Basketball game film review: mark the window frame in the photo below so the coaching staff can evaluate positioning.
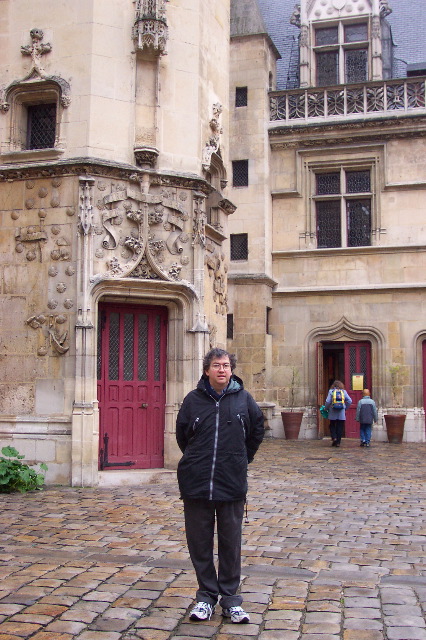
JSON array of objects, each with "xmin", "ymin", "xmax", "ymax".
[
  {"xmin": 2, "ymin": 80, "xmax": 66, "ymax": 160},
  {"xmin": 313, "ymin": 166, "xmax": 373, "ymax": 249},
  {"xmin": 313, "ymin": 19, "xmax": 370, "ymax": 87}
]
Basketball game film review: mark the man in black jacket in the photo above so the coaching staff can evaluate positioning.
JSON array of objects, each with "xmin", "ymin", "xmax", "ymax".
[{"xmin": 176, "ymin": 348, "xmax": 264, "ymax": 624}]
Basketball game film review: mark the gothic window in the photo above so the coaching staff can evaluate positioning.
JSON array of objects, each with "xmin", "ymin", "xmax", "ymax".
[
  {"xmin": 232, "ymin": 160, "xmax": 249, "ymax": 187},
  {"xmin": 4, "ymin": 82, "xmax": 65, "ymax": 156},
  {"xmin": 315, "ymin": 169, "xmax": 372, "ymax": 248},
  {"xmin": 230, "ymin": 233, "xmax": 248, "ymax": 260},
  {"xmin": 314, "ymin": 21, "xmax": 369, "ymax": 86},
  {"xmin": 235, "ymin": 86, "xmax": 248, "ymax": 107}
]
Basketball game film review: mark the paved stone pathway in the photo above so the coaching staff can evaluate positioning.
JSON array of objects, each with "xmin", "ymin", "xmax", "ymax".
[{"xmin": 1, "ymin": 438, "xmax": 426, "ymax": 639}]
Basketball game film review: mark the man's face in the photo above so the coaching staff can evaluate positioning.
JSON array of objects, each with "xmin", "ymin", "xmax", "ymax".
[{"xmin": 205, "ymin": 356, "xmax": 232, "ymax": 392}]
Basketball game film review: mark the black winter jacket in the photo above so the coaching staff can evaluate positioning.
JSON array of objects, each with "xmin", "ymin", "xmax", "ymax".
[{"xmin": 176, "ymin": 374, "xmax": 265, "ymax": 501}]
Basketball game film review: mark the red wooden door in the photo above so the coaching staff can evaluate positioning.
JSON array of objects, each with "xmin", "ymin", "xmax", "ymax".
[
  {"xmin": 344, "ymin": 342, "xmax": 371, "ymax": 438},
  {"xmin": 423, "ymin": 341, "xmax": 426, "ymax": 438},
  {"xmin": 97, "ymin": 303, "xmax": 167, "ymax": 470}
]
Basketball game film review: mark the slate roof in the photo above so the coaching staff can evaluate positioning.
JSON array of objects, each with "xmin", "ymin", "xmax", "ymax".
[{"xmin": 245, "ymin": 0, "xmax": 426, "ymax": 89}]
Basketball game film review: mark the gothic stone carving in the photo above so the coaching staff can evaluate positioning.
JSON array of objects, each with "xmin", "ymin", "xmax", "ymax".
[
  {"xmin": 205, "ymin": 242, "xmax": 228, "ymax": 316},
  {"xmin": 133, "ymin": 0, "xmax": 169, "ymax": 56},
  {"xmin": 26, "ymin": 312, "xmax": 70, "ymax": 356},
  {"xmin": 202, "ymin": 103, "xmax": 223, "ymax": 172},
  {"xmin": 21, "ymin": 28, "xmax": 52, "ymax": 78},
  {"xmin": 88, "ymin": 181, "xmax": 193, "ymax": 284}
]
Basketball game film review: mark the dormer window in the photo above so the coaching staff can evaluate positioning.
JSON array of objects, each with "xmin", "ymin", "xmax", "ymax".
[{"xmin": 314, "ymin": 22, "xmax": 369, "ymax": 86}]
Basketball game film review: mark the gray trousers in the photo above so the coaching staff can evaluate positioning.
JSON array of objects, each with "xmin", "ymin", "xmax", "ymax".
[{"xmin": 183, "ymin": 498, "xmax": 245, "ymax": 608}]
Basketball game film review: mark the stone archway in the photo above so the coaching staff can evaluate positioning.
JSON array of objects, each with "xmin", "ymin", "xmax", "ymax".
[{"xmin": 304, "ymin": 317, "xmax": 386, "ymax": 437}]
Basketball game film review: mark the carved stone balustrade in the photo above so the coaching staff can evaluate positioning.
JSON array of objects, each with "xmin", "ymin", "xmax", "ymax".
[
  {"xmin": 133, "ymin": 0, "xmax": 168, "ymax": 56},
  {"xmin": 269, "ymin": 77, "xmax": 426, "ymax": 125}
]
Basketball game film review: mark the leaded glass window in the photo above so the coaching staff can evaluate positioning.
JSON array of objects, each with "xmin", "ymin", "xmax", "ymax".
[
  {"xmin": 314, "ymin": 21, "xmax": 369, "ymax": 86},
  {"xmin": 316, "ymin": 51, "xmax": 339, "ymax": 87},
  {"xmin": 346, "ymin": 170, "xmax": 370, "ymax": 194},
  {"xmin": 235, "ymin": 86, "xmax": 248, "ymax": 107},
  {"xmin": 108, "ymin": 313, "xmax": 120, "ymax": 380},
  {"xmin": 345, "ymin": 49, "xmax": 368, "ymax": 84},
  {"xmin": 123, "ymin": 314, "xmax": 134, "ymax": 381},
  {"xmin": 316, "ymin": 200, "xmax": 341, "ymax": 248},
  {"xmin": 230, "ymin": 233, "xmax": 248, "ymax": 260},
  {"xmin": 316, "ymin": 173, "xmax": 340, "ymax": 195},
  {"xmin": 154, "ymin": 315, "xmax": 161, "ymax": 381},
  {"xmin": 347, "ymin": 199, "xmax": 371, "ymax": 247},
  {"xmin": 27, "ymin": 103, "xmax": 56, "ymax": 149},
  {"xmin": 232, "ymin": 160, "xmax": 249, "ymax": 187},
  {"xmin": 344, "ymin": 24, "xmax": 368, "ymax": 43},
  {"xmin": 315, "ymin": 27, "xmax": 338, "ymax": 46},
  {"xmin": 138, "ymin": 314, "xmax": 148, "ymax": 380},
  {"xmin": 314, "ymin": 167, "xmax": 372, "ymax": 249}
]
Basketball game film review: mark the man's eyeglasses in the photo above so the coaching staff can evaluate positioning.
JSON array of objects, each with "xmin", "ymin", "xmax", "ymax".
[{"xmin": 210, "ymin": 363, "xmax": 231, "ymax": 370}]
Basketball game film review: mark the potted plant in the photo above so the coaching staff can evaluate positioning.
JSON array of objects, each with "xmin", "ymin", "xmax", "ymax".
[
  {"xmin": 281, "ymin": 365, "xmax": 303, "ymax": 440},
  {"xmin": 383, "ymin": 363, "xmax": 406, "ymax": 444}
]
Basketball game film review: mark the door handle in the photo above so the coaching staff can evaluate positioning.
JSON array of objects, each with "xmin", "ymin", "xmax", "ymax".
[{"xmin": 141, "ymin": 403, "xmax": 148, "ymax": 408}]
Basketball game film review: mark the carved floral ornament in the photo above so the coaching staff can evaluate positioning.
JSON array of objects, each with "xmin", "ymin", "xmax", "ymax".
[
  {"xmin": 80, "ymin": 180, "xmax": 205, "ymax": 286},
  {"xmin": 202, "ymin": 103, "xmax": 223, "ymax": 172},
  {"xmin": 1, "ymin": 28, "xmax": 71, "ymax": 113},
  {"xmin": 290, "ymin": 0, "xmax": 391, "ymax": 25}
]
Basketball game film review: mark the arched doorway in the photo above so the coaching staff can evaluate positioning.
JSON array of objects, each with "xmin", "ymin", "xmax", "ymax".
[{"xmin": 320, "ymin": 341, "xmax": 372, "ymax": 439}]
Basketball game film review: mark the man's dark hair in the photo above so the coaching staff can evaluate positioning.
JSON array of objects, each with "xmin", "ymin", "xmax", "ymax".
[{"xmin": 203, "ymin": 348, "xmax": 237, "ymax": 372}]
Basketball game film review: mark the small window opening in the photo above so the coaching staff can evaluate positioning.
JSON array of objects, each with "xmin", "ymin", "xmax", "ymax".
[
  {"xmin": 235, "ymin": 86, "xmax": 248, "ymax": 107},
  {"xmin": 230, "ymin": 233, "xmax": 248, "ymax": 261},
  {"xmin": 232, "ymin": 160, "xmax": 249, "ymax": 187},
  {"xmin": 227, "ymin": 314, "xmax": 234, "ymax": 340},
  {"xmin": 27, "ymin": 103, "xmax": 56, "ymax": 150}
]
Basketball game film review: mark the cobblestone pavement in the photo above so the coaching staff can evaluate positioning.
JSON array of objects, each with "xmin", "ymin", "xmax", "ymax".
[{"xmin": 1, "ymin": 438, "xmax": 426, "ymax": 640}]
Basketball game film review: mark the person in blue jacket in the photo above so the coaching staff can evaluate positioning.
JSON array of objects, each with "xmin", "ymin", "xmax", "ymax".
[
  {"xmin": 324, "ymin": 380, "xmax": 352, "ymax": 447},
  {"xmin": 356, "ymin": 388, "xmax": 378, "ymax": 447}
]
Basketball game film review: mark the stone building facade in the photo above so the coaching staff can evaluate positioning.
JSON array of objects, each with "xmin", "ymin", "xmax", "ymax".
[
  {"xmin": 1, "ymin": 0, "xmax": 426, "ymax": 486},
  {"xmin": 0, "ymin": 0, "xmax": 234, "ymax": 485},
  {"xmin": 228, "ymin": 0, "xmax": 426, "ymax": 442}
]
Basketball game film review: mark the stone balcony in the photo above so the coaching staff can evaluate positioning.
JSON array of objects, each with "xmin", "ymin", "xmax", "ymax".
[{"xmin": 269, "ymin": 77, "xmax": 426, "ymax": 126}]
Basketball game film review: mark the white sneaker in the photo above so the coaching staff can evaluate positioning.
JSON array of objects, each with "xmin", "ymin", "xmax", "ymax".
[
  {"xmin": 189, "ymin": 601, "xmax": 214, "ymax": 621},
  {"xmin": 222, "ymin": 605, "xmax": 250, "ymax": 623}
]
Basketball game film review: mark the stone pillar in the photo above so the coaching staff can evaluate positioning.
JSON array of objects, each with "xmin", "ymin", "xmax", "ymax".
[{"xmin": 71, "ymin": 177, "xmax": 98, "ymax": 486}]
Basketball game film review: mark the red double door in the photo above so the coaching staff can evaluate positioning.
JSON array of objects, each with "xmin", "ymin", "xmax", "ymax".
[
  {"xmin": 97, "ymin": 303, "xmax": 167, "ymax": 470},
  {"xmin": 320, "ymin": 341, "xmax": 372, "ymax": 439},
  {"xmin": 343, "ymin": 342, "xmax": 371, "ymax": 438}
]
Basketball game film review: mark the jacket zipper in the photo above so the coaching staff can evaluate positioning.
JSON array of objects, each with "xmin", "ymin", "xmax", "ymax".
[
  {"xmin": 237, "ymin": 413, "xmax": 246, "ymax": 438},
  {"xmin": 209, "ymin": 399, "xmax": 221, "ymax": 500}
]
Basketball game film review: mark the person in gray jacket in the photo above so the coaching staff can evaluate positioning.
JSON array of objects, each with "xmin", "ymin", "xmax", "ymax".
[{"xmin": 356, "ymin": 388, "xmax": 378, "ymax": 447}]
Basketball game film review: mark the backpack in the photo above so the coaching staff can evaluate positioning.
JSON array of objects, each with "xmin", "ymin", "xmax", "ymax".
[{"xmin": 331, "ymin": 388, "xmax": 345, "ymax": 410}]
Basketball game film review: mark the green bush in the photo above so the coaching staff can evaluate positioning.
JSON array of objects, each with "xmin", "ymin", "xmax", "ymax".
[{"xmin": 0, "ymin": 446, "xmax": 48, "ymax": 493}]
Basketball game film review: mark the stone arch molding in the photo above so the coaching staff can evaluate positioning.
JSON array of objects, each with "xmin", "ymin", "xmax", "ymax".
[{"xmin": 305, "ymin": 316, "xmax": 386, "ymax": 401}]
